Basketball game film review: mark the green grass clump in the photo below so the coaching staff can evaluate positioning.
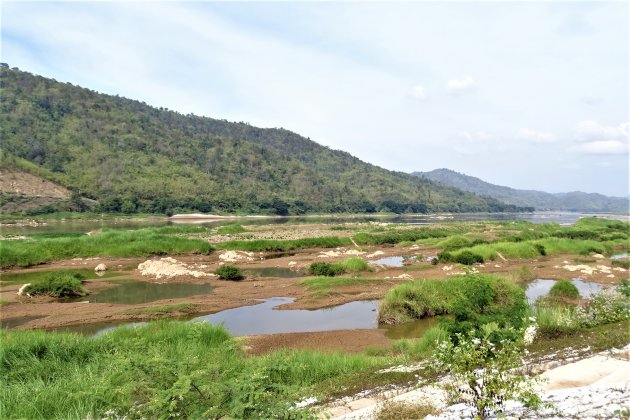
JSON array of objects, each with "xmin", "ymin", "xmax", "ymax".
[
  {"xmin": 218, "ymin": 236, "xmax": 352, "ymax": 252},
  {"xmin": 437, "ymin": 235, "xmax": 473, "ymax": 251},
  {"xmin": 215, "ymin": 265, "xmax": 244, "ymax": 280},
  {"xmin": 0, "ymin": 269, "xmax": 122, "ymax": 285},
  {"xmin": 217, "ymin": 223, "xmax": 246, "ymax": 235},
  {"xmin": 352, "ymin": 228, "xmax": 450, "ymax": 246},
  {"xmin": 612, "ymin": 260, "xmax": 630, "ymax": 269},
  {"xmin": 0, "ymin": 228, "xmax": 214, "ymax": 268},
  {"xmin": 298, "ymin": 276, "xmax": 385, "ymax": 291},
  {"xmin": 549, "ymin": 280, "xmax": 580, "ymax": 299},
  {"xmin": 23, "ymin": 272, "xmax": 86, "ymax": 297},
  {"xmin": 379, "ymin": 273, "xmax": 527, "ymax": 331},
  {"xmin": 308, "ymin": 257, "xmax": 370, "ymax": 276},
  {"xmin": 437, "ymin": 250, "xmax": 484, "ymax": 265},
  {"xmin": 308, "ymin": 262, "xmax": 345, "ymax": 276},
  {"xmin": 120, "ymin": 303, "xmax": 197, "ymax": 316},
  {"xmin": 392, "ymin": 326, "xmax": 449, "ymax": 356},
  {"xmin": 0, "ymin": 321, "xmax": 398, "ymax": 419}
]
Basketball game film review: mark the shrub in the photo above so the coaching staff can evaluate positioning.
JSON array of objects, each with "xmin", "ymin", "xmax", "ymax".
[
  {"xmin": 307, "ymin": 262, "xmax": 344, "ymax": 277},
  {"xmin": 333, "ymin": 257, "xmax": 369, "ymax": 273},
  {"xmin": 454, "ymin": 251, "xmax": 484, "ymax": 265},
  {"xmin": 438, "ymin": 235, "xmax": 472, "ymax": 251},
  {"xmin": 215, "ymin": 265, "xmax": 244, "ymax": 280},
  {"xmin": 432, "ymin": 332, "xmax": 543, "ymax": 419},
  {"xmin": 549, "ymin": 280, "xmax": 580, "ymax": 299},
  {"xmin": 23, "ymin": 272, "xmax": 86, "ymax": 297},
  {"xmin": 534, "ymin": 244, "xmax": 547, "ymax": 256},
  {"xmin": 437, "ymin": 251, "xmax": 453, "ymax": 263}
]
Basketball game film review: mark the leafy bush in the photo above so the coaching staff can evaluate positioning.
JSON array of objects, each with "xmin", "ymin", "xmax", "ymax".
[
  {"xmin": 549, "ymin": 280, "xmax": 580, "ymax": 299},
  {"xmin": 215, "ymin": 265, "xmax": 244, "ymax": 280},
  {"xmin": 454, "ymin": 250, "xmax": 484, "ymax": 265},
  {"xmin": 23, "ymin": 272, "xmax": 86, "ymax": 297},
  {"xmin": 618, "ymin": 280, "xmax": 630, "ymax": 298},
  {"xmin": 308, "ymin": 262, "xmax": 344, "ymax": 277}
]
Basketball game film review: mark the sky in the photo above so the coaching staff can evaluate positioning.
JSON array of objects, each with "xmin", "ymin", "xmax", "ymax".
[{"xmin": 2, "ymin": 1, "xmax": 629, "ymax": 197}]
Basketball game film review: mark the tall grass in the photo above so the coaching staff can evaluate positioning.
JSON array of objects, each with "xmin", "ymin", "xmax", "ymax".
[
  {"xmin": 0, "ymin": 321, "xmax": 398, "ymax": 419},
  {"xmin": 298, "ymin": 276, "xmax": 386, "ymax": 290},
  {"xmin": 217, "ymin": 236, "xmax": 352, "ymax": 252},
  {"xmin": 0, "ymin": 229, "xmax": 213, "ymax": 268}
]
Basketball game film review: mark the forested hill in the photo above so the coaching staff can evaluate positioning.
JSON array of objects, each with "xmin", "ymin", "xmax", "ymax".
[
  {"xmin": 0, "ymin": 66, "xmax": 526, "ymax": 215},
  {"xmin": 414, "ymin": 168, "xmax": 629, "ymax": 213}
]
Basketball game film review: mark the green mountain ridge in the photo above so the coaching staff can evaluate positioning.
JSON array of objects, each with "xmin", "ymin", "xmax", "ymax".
[
  {"xmin": 414, "ymin": 168, "xmax": 628, "ymax": 213},
  {"xmin": 0, "ymin": 66, "xmax": 528, "ymax": 215}
]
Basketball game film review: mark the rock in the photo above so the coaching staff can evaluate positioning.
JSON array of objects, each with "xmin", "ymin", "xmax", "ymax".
[
  {"xmin": 94, "ymin": 263, "xmax": 107, "ymax": 272},
  {"xmin": 17, "ymin": 283, "xmax": 31, "ymax": 296}
]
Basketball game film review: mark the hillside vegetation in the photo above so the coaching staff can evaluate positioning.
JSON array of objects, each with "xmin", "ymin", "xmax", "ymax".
[
  {"xmin": 0, "ymin": 66, "xmax": 526, "ymax": 215},
  {"xmin": 414, "ymin": 168, "xmax": 628, "ymax": 213}
]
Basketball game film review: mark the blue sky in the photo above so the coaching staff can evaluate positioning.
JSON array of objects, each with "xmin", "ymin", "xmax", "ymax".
[{"xmin": 2, "ymin": 1, "xmax": 628, "ymax": 196}]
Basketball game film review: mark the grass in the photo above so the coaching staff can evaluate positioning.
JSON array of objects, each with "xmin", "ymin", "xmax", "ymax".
[
  {"xmin": 298, "ymin": 276, "xmax": 387, "ymax": 291},
  {"xmin": 612, "ymin": 260, "xmax": 630, "ymax": 269},
  {"xmin": 0, "ymin": 299, "xmax": 11, "ymax": 306},
  {"xmin": 217, "ymin": 223, "xmax": 246, "ymax": 235},
  {"xmin": 22, "ymin": 272, "xmax": 86, "ymax": 297},
  {"xmin": 217, "ymin": 236, "xmax": 352, "ymax": 252},
  {"xmin": 119, "ymin": 303, "xmax": 197, "ymax": 316},
  {"xmin": 308, "ymin": 257, "xmax": 371, "ymax": 276},
  {"xmin": 0, "ymin": 228, "xmax": 214, "ymax": 268},
  {"xmin": 0, "ymin": 269, "xmax": 123, "ymax": 285},
  {"xmin": 215, "ymin": 265, "xmax": 244, "ymax": 280},
  {"xmin": 375, "ymin": 401, "xmax": 437, "ymax": 420},
  {"xmin": 379, "ymin": 273, "xmax": 526, "ymax": 326},
  {"xmin": 549, "ymin": 280, "xmax": 580, "ymax": 299},
  {"xmin": 0, "ymin": 321, "xmax": 400, "ymax": 419},
  {"xmin": 392, "ymin": 325, "xmax": 449, "ymax": 356}
]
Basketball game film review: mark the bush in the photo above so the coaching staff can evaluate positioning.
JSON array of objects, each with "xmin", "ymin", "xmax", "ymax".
[
  {"xmin": 454, "ymin": 251, "xmax": 484, "ymax": 265},
  {"xmin": 23, "ymin": 272, "xmax": 86, "ymax": 297},
  {"xmin": 534, "ymin": 244, "xmax": 547, "ymax": 256},
  {"xmin": 437, "ymin": 251, "xmax": 453, "ymax": 263},
  {"xmin": 333, "ymin": 257, "xmax": 369, "ymax": 273},
  {"xmin": 215, "ymin": 265, "xmax": 244, "ymax": 280},
  {"xmin": 549, "ymin": 280, "xmax": 580, "ymax": 299},
  {"xmin": 308, "ymin": 262, "xmax": 344, "ymax": 277}
]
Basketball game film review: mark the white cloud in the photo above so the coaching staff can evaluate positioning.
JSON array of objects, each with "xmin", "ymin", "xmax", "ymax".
[
  {"xmin": 410, "ymin": 85, "xmax": 427, "ymax": 99},
  {"xmin": 575, "ymin": 121, "xmax": 628, "ymax": 142},
  {"xmin": 517, "ymin": 128, "xmax": 556, "ymax": 143},
  {"xmin": 458, "ymin": 130, "xmax": 491, "ymax": 142},
  {"xmin": 575, "ymin": 140, "xmax": 628, "ymax": 155},
  {"xmin": 446, "ymin": 76, "xmax": 474, "ymax": 92}
]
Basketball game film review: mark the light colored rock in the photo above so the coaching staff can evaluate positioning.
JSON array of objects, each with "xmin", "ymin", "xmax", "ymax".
[
  {"xmin": 366, "ymin": 251, "xmax": 384, "ymax": 258},
  {"xmin": 138, "ymin": 258, "xmax": 211, "ymax": 279},
  {"xmin": 94, "ymin": 263, "xmax": 107, "ymax": 272},
  {"xmin": 17, "ymin": 283, "xmax": 31, "ymax": 296},
  {"xmin": 219, "ymin": 251, "xmax": 254, "ymax": 262}
]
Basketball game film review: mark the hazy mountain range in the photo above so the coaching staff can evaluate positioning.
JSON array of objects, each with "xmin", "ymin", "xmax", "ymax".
[{"xmin": 414, "ymin": 168, "xmax": 628, "ymax": 213}]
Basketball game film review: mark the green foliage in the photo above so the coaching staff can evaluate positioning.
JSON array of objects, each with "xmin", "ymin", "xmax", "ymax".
[
  {"xmin": 215, "ymin": 265, "xmax": 243, "ymax": 281},
  {"xmin": 120, "ymin": 303, "xmax": 197, "ymax": 316},
  {"xmin": 0, "ymin": 321, "xmax": 396, "ymax": 418},
  {"xmin": 437, "ymin": 235, "xmax": 473, "ymax": 251},
  {"xmin": 23, "ymin": 272, "xmax": 86, "ymax": 297},
  {"xmin": 298, "ymin": 276, "xmax": 384, "ymax": 291},
  {"xmin": 549, "ymin": 280, "xmax": 580, "ymax": 299},
  {"xmin": 308, "ymin": 262, "xmax": 345, "ymax": 277},
  {"xmin": 454, "ymin": 250, "xmax": 484, "ymax": 265},
  {"xmin": 353, "ymin": 228, "xmax": 450, "ymax": 246},
  {"xmin": 308, "ymin": 257, "xmax": 370, "ymax": 276},
  {"xmin": 612, "ymin": 260, "xmax": 630, "ymax": 269},
  {"xmin": 218, "ymin": 236, "xmax": 351, "ymax": 252},
  {"xmin": 0, "ymin": 228, "xmax": 214, "ymax": 268},
  {"xmin": 375, "ymin": 401, "xmax": 437, "ymax": 420},
  {"xmin": 618, "ymin": 280, "xmax": 630, "ymax": 298},
  {"xmin": 217, "ymin": 223, "xmax": 246, "ymax": 235},
  {"xmin": 432, "ymin": 332, "xmax": 543, "ymax": 418},
  {"xmin": 0, "ymin": 67, "xmax": 526, "ymax": 216}
]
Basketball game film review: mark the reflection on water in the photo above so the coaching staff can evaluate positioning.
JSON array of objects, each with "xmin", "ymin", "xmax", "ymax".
[
  {"xmin": 525, "ymin": 278, "xmax": 604, "ymax": 303},
  {"xmin": 192, "ymin": 297, "xmax": 379, "ymax": 336},
  {"xmin": 0, "ymin": 316, "xmax": 44, "ymax": 329},
  {"xmin": 5, "ymin": 212, "xmax": 627, "ymax": 235},
  {"xmin": 611, "ymin": 253, "xmax": 628, "ymax": 260},
  {"xmin": 369, "ymin": 256, "xmax": 405, "ymax": 267},
  {"xmin": 383, "ymin": 317, "xmax": 438, "ymax": 339},
  {"xmin": 65, "ymin": 281, "xmax": 213, "ymax": 305}
]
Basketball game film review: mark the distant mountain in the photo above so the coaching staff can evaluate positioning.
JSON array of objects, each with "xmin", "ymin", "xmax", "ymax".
[
  {"xmin": 0, "ymin": 66, "xmax": 527, "ymax": 215},
  {"xmin": 413, "ymin": 169, "xmax": 629, "ymax": 213}
]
